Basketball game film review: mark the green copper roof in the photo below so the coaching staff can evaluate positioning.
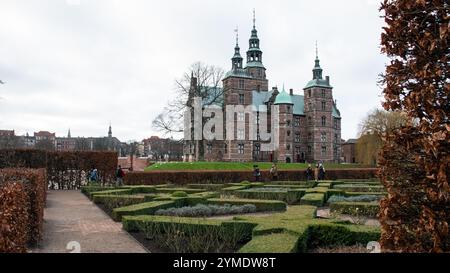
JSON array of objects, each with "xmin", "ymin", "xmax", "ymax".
[
  {"xmin": 304, "ymin": 78, "xmax": 333, "ymax": 89},
  {"xmin": 245, "ymin": 61, "xmax": 265, "ymax": 68},
  {"xmin": 252, "ymin": 90, "xmax": 305, "ymax": 115},
  {"xmin": 332, "ymin": 103, "xmax": 341, "ymax": 118},
  {"xmin": 224, "ymin": 68, "xmax": 252, "ymax": 79},
  {"xmin": 274, "ymin": 88, "xmax": 294, "ymax": 105}
]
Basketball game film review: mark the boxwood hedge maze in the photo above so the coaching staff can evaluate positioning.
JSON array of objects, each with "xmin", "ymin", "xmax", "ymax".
[{"xmin": 82, "ymin": 178, "xmax": 385, "ymax": 253}]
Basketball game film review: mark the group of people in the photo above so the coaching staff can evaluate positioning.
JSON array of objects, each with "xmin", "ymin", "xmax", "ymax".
[
  {"xmin": 87, "ymin": 165, "xmax": 126, "ymax": 186},
  {"xmin": 253, "ymin": 162, "xmax": 326, "ymax": 182},
  {"xmin": 305, "ymin": 163, "xmax": 326, "ymax": 182}
]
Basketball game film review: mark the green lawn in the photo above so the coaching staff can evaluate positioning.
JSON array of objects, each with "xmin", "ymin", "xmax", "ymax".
[{"xmin": 144, "ymin": 162, "xmax": 370, "ymax": 171}]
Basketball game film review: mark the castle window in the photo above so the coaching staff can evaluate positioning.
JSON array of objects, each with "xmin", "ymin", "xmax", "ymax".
[
  {"xmin": 308, "ymin": 102, "xmax": 312, "ymax": 111},
  {"xmin": 321, "ymin": 146, "xmax": 327, "ymax": 156},
  {"xmin": 287, "ymin": 106, "xmax": 291, "ymax": 113},
  {"xmin": 238, "ymin": 144, "xmax": 245, "ymax": 154},
  {"xmin": 321, "ymin": 132, "xmax": 327, "ymax": 142},
  {"xmin": 307, "ymin": 146, "xmax": 312, "ymax": 155},
  {"xmin": 207, "ymin": 143, "xmax": 212, "ymax": 154},
  {"xmin": 237, "ymin": 129, "xmax": 245, "ymax": 140},
  {"xmin": 239, "ymin": 94, "xmax": 245, "ymax": 104},
  {"xmin": 295, "ymin": 133, "xmax": 300, "ymax": 142},
  {"xmin": 308, "ymin": 116, "xmax": 312, "ymax": 125},
  {"xmin": 257, "ymin": 70, "xmax": 261, "ymax": 76},
  {"xmin": 255, "ymin": 144, "xmax": 260, "ymax": 155},
  {"xmin": 224, "ymin": 143, "xmax": 228, "ymax": 154},
  {"xmin": 308, "ymin": 132, "xmax": 312, "ymax": 141},
  {"xmin": 257, "ymin": 84, "xmax": 261, "ymax": 91},
  {"xmin": 287, "ymin": 120, "xmax": 291, "ymax": 126},
  {"xmin": 321, "ymin": 116, "xmax": 327, "ymax": 126},
  {"xmin": 335, "ymin": 134, "xmax": 338, "ymax": 143},
  {"xmin": 308, "ymin": 89, "xmax": 311, "ymax": 97},
  {"xmin": 238, "ymin": 112, "xmax": 245, "ymax": 121},
  {"xmin": 239, "ymin": 79, "xmax": 245, "ymax": 89},
  {"xmin": 287, "ymin": 130, "xmax": 291, "ymax": 137},
  {"xmin": 294, "ymin": 118, "xmax": 300, "ymax": 127},
  {"xmin": 287, "ymin": 144, "xmax": 291, "ymax": 151},
  {"xmin": 322, "ymin": 101, "xmax": 326, "ymax": 111},
  {"xmin": 321, "ymin": 89, "xmax": 326, "ymax": 98}
]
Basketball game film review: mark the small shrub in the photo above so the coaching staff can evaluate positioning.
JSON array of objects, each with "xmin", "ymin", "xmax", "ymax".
[
  {"xmin": 172, "ymin": 191, "xmax": 188, "ymax": 198},
  {"xmin": 155, "ymin": 204, "xmax": 257, "ymax": 217},
  {"xmin": 327, "ymin": 195, "xmax": 382, "ymax": 204}
]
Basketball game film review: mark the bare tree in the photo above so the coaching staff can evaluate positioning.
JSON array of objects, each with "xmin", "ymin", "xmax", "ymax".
[
  {"xmin": 152, "ymin": 62, "xmax": 225, "ymax": 161},
  {"xmin": 356, "ymin": 108, "xmax": 409, "ymax": 165}
]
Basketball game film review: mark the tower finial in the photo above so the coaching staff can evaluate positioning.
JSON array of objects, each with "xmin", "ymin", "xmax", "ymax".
[
  {"xmin": 234, "ymin": 26, "xmax": 239, "ymax": 45},
  {"xmin": 253, "ymin": 8, "xmax": 256, "ymax": 29},
  {"xmin": 315, "ymin": 40, "xmax": 318, "ymax": 59}
]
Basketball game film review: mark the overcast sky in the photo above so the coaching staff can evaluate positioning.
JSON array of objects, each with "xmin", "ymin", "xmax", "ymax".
[{"xmin": 0, "ymin": 0, "xmax": 386, "ymax": 142}]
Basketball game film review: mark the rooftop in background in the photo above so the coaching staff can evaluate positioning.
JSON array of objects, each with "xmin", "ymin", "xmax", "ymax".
[
  {"xmin": 34, "ymin": 131, "xmax": 56, "ymax": 137},
  {"xmin": 0, "ymin": 130, "xmax": 15, "ymax": 137}
]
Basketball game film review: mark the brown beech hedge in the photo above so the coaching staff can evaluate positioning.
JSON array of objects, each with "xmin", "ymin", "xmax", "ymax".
[
  {"xmin": 125, "ymin": 168, "xmax": 378, "ymax": 185},
  {"xmin": 0, "ymin": 149, "xmax": 118, "ymax": 189},
  {"xmin": 0, "ymin": 168, "xmax": 47, "ymax": 252}
]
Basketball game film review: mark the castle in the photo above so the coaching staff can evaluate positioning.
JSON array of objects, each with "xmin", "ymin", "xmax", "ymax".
[{"xmin": 184, "ymin": 15, "xmax": 341, "ymax": 163}]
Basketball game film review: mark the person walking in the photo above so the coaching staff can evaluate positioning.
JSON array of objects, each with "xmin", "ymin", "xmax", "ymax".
[
  {"xmin": 305, "ymin": 164, "xmax": 313, "ymax": 181},
  {"xmin": 269, "ymin": 163, "xmax": 278, "ymax": 181},
  {"xmin": 89, "ymin": 166, "xmax": 98, "ymax": 183},
  {"xmin": 116, "ymin": 165, "xmax": 125, "ymax": 186},
  {"xmin": 319, "ymin": 163, "xmax": 326, "ymax": 181},
  {"xmin": 253, "ymin": 165, "xmax": 261, "ymax": 182},
  {"xmin": 314, "ymin": 163, "xmax": 319, "ymax": 182}
]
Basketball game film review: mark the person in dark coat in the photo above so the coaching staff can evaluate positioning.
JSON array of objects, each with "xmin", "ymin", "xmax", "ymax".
[
  {"xmin": 319, "ymin": 163, "xmax": 326, "ymax": 180},
  {"xmin": 305, "ymin": 164, "xmax": 313, "ymax": 181},
  {"xmin": 253, "ymin": 165, "xmax": 261, "ymax": 182}
]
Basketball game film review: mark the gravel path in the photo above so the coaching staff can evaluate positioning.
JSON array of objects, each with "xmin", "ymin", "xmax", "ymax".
[{"xmin": 30, "ymin": 190, "xmax": 147, "ymax": 253}]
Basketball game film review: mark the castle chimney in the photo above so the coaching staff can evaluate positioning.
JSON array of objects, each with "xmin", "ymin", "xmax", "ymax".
[
  {"xmin": 326, "ymin": 76, "xmax": 330, "ymax": 85},
  {"xmin": 289, "ymin": 89, "xmax": 293, "ymax": 96}
]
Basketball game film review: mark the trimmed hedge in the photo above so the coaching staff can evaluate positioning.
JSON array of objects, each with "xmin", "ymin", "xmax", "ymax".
[
  {"xmin": 238, "ymin": 232, "xmax": 299, "ymax": 253},
  {"xmin": 0, "ymin": 168, "xmax": 47, "ymax": 250},
  {"xmin": 300, "ymin": 193, "xmax": 325, "ymax": 207},
  {"xmin": 124, "ymin": 168, "xmax": 378, "ymax": 185},
  {"xmin": 333, "ymin": 184, "xmax": 385, "ymax": 192},
  {"xmin": 305, "ymin": 223, "xmax": 380, "ymax": 250},
  {"xmin": 92, "ymin": 194, "xmax": 146, "ymax": 211},
  {"xmin": 330, "ymin": 202, "xmax": 380, "ymax": 217},
  {"xmin": 187, "ymin": 184, "xmax": 225, "ymax": 191},
  {"xmin": 155, "ymin": 188, "xmax": 205, "ymax": 194},
  {"xmin": 234, "ymin": 189, "xmax": 305, "ymax": 204},
  {"xmin": 207, "ymin": 198, "xmax": 287, "ymax": 212},
  {"xmin": 122, "ymin": 215, "xmax": 257, "ymax": 253},
  {"xmin": 0, "ymin": 182, "xmax": 28, "ymax": 253},
  {"xmin": 0, "ymin": 149, "xmax": 118, "ymax": 189},
  {"xmin": 112, "ymin": 200, "xmax": 176, "ymax": 221}
]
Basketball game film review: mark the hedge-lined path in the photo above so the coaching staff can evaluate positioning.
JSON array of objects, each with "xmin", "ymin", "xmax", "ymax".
[{"xmin": 30, "ymin": 190, "xmax": 147, "ymax": 253}]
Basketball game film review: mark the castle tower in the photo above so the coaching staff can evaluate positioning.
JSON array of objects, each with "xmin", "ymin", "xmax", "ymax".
[
  {"xmin": 231, "ymin": 28, "xmax": 243, "ymax": 70},
  {"xmin": 245, "ymin": 9, "xmax": 266, "ymax": 81},
  {"xmin": 303, "ymin": 44, "xmax": 341, "ymax": 163},
  {"xmin": 274, "ymin": 86, "xmax": 294, "ymax": 163}
]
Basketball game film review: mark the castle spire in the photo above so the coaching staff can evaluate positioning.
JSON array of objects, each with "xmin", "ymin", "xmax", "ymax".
[
  {"xmin": 231, "ymin": 27, "xmax": 243, "ymax": 70},
  {"xmin": 253, "ymin": 8, "xmax": 256, "ymax": 29},
  {"xmin": 108, "ymin": 123, "xmax": 112, "ymax": 138},
  {"xmin": 246, "ymin": 9, "xmax": 264, "ymax": 69},
  {"xmin": 313, "ymin": 42, "xmax": 323, "ymax": 79},
  {"xmin": 67, "ymin": 128, "xmax": 71, "ymax": 138}
]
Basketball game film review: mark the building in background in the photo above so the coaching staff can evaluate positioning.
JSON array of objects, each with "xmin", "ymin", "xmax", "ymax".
[
  {"xmin": 184, "ymin": 15, "xmax": 342, "ymax": 163},
  {"xmin": 342, "ymin": 139, "xmax": 357, "ymax": 163},
  {"xmin": 0, "ymin": 125, "xmax": 127, "ymax": 156},
  {"xmin": 142, "ymin": 136, "xmax": 183, "ymax": 161}
]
